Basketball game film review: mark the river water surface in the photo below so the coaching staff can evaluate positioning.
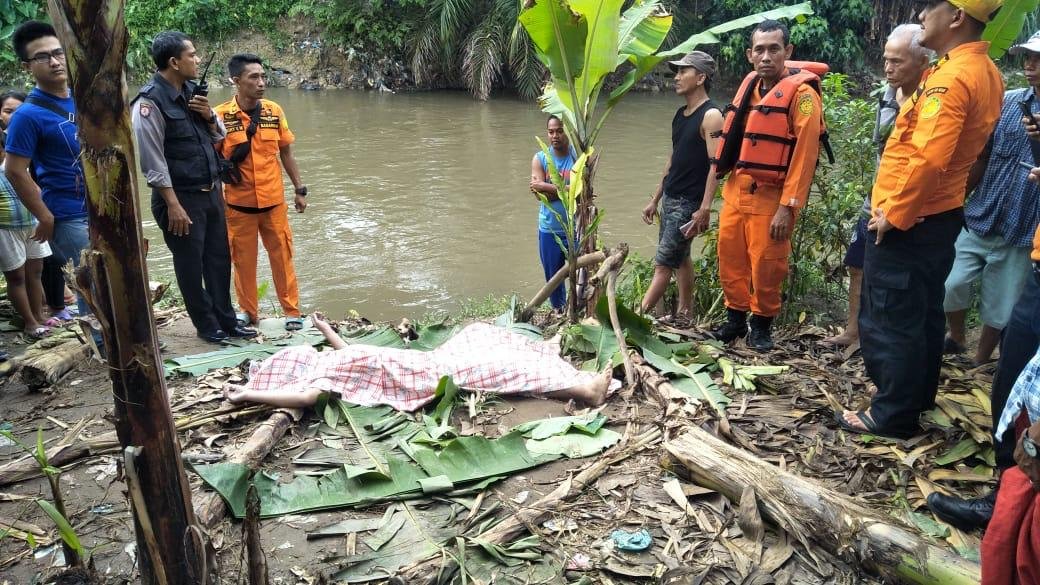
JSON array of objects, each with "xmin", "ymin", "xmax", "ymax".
[{"xmin": 140, "ymin": 89, "xmax": 695, "ymax": 321}]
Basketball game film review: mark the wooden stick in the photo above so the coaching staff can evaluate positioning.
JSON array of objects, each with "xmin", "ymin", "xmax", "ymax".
[
  {"xmin": 390, "ymin": 427, "xmax": 662, "ymax": 583},
  {"xmin": 521, "ymin": 250, "xmax": 607, "ymax": 321},
  {"xmin": 606, "ymin": 270, "xmax": 635, "ymax": 387},
  {"xmin": 192, "ymin": 409, "xmax": 301, "ymax": 528},
  {"xmin": 664, "ymin": 429, "xmax": 980, "ymax": 585},
  {"xmin": 243, "ymin": 484, "xmax": 269, "ymax": 585}
]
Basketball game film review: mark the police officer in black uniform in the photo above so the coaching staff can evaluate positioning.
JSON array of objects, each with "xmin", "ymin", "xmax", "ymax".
[{"xmin": 132, "ymin": 31, "xmax": 256, "ymax": 343}]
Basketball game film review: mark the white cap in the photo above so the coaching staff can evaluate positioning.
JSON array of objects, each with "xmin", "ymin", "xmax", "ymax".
[{"xmin": 1010, "ymin": 30, "xmax": 1040, "ymax": 56}]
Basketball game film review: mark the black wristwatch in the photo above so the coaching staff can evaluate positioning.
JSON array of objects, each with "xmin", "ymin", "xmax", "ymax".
[
  {"xmin": 1025, "ymin": 434, "xmax": 1039, "ymax": 459},
  {"xmin": 295, "ymin": 186, "xmax": 308, "ymax": 196}
]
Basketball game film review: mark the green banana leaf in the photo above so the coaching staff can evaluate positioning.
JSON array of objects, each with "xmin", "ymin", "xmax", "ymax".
[
  {"xmin": 617, "ymin": 0, "xmax": 672, "ymax": 62},
  {"xmin": 982, "ymin": 0, "xmax": 1040, "ymax": 59},
  {"xmin": 410, "ymin": 322, "xmax": 460, "ymax": 351},
  {"xmin": 340, "ymin": 326, "xmax": 407, "ymax": 349},
  {"xmin": 519, "ymin": 0, "xmax": 588, "ymax": 82},
  {"xmin": 512, "ymin": 412, "xmax": 607, "ymax": 439},
  {"xmin": 594, "ymin": 294, "xmax": 672, "ymax": 357},
  {"xmin": 526, "ymin": 427, "xmax": 621, "ymax": 458},
  {"xmin": 163, "ymin": 341, "xmax": 320, "ymax": 377},
  {"xmin": 643, "ymin": 347, "xmax": 731, "ymax": 418},
  {"xmin": 569, "ymin": 0, "xmax": 627, "ymax": 119}
]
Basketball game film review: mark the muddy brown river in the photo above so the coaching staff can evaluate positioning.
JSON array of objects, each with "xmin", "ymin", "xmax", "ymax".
[{"xmin": 139, "ymin": 88, "xmax": 694, "ymax": 321}]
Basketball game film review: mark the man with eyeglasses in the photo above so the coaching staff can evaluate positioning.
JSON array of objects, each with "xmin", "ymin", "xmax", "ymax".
[{"xmin": 3, "ymin": 21, "xmax": 90, "ymax": 320}]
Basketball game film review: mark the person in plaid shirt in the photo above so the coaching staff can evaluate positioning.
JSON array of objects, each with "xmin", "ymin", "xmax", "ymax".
[{"xmin": 223, "ymin": 315, "xmax": 616, "ymax": 411}]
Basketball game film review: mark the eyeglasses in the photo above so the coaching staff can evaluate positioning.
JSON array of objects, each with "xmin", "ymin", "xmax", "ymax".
[{"xmin": 26, "ymin": 49, "xmax": 66, "ymax": 64}]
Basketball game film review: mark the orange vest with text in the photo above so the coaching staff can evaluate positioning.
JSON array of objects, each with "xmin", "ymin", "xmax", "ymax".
[{"xmin": 714, "ymin": 61, "xmax": 832, "ymax": 185}]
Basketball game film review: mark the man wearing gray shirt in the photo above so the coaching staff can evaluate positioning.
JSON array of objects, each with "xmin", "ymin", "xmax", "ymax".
[
  {"xmin": 132, "ymin": 31, "xmax": 255, "ymax": 343},
  {"xmin": 823, "ymin": 24, "xmax": 933, "ymax": 347}
]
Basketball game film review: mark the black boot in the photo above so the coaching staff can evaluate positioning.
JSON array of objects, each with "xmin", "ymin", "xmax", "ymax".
[
  {"xmin": 747, "ymin": 315, "xmax": 775, "ymax": 352},
  {"xmin": 926, "ymin": 490, "xmax": 996, "ymax": 532},
  {"xmin": 710, "ymin": 308, "xmax": 748, "ymax": 343}
]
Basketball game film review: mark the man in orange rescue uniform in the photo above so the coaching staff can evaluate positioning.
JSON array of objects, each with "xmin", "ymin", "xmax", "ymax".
[
  {"xmin": 839, "ymin": 0, "xmax": 1004, "ymax": 439},
  {"xmin": 708, "ymin": 19, "xmax": 826, "ymax": 351},
  {"xmin": 215, "ymin": 54, "xmax": 308, "ymax": 331}
]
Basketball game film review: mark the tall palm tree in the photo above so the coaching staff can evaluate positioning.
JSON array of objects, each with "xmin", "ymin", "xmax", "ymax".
[{"xmin": 411, "ymin": 0, "xmax": 544, "ymax": 100}]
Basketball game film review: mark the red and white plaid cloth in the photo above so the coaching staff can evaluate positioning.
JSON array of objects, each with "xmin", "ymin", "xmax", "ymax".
[{"xmin": 243, "ymin": 322, "xmax": 614, "ymax": 411}]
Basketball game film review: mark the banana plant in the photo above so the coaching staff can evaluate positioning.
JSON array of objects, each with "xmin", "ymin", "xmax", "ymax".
[
  {"xmin": 982, "ymin": 0, "xmax": 1040, "ymax": 59},
  {"xmin": 519, "ymin": 0, "xmax": 814, "ymax": 319}
]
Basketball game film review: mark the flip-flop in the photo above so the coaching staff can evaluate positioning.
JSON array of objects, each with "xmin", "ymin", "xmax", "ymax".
[
  {"xmin": 834, "ymin": 410, "xmax": 913, "ymax": 440},
  {"xmin": 834, "ymin": 409, "xmax": 879, "ymax": 436},
  {"xmin": 285, "ymin": 316, "xmax": 305, "ymax": 331},
  {"xmin": 25, "ymin": 326, "xmax": 51, "ymax": 340}
]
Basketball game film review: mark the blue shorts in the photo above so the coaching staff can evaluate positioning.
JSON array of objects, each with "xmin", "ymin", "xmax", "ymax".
[{"xmin": 843, "ymin": 217, "xmax": 869, "ymax": 269}]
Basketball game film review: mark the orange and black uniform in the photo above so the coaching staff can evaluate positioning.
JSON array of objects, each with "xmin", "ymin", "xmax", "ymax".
[
  {"xmin": 861, "ymin": 41, "xmax": 1003, "ymax": 437},
  {"xmin": 214, "ymin": 98, "xmax": 300, "ymax": 324},
  {"xmin": 716, "ymin": 70, "xmax": 822, "ymax": 318}
]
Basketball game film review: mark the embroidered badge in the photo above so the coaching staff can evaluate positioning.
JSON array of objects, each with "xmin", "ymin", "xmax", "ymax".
[
  {"xmin": 139, "ymin": 103, "xmax": 150, "ymax": 118},
  {"xmin": 920, "ymin": 95, "xmax": 942, "ymax": 120},
  {"xmin": 797, "ymin": 93, "xmax": 814, "ymax": 116}
]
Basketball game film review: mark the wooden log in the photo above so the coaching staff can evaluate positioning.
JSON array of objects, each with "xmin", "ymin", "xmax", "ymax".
[
  {"xmin": 390, "ymin": 427, "xmax": 662, "ymax": 584},
  {"xmin": 193, "ymin": 409, "xmax": 300, "ymax": 528},
  {"xmin": 19, "ymin": 339, "xmax": 90, "ymax": 388},
  {"xmin": 664, "ymin": 429, "xmax": 980, "ymax": 585},
  {"xmin": 521, "ymin": 250, "xmax": 607, "ymax": 321}
]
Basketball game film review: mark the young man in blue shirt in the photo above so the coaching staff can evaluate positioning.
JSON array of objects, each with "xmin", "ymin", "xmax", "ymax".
[{"xmin": 3, "ymin": 21, "xmax": 89, "ymax": 317}]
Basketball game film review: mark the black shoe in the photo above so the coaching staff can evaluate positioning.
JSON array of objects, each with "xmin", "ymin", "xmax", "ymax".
[
  {"xmin": 227, "ymin": 325, "xmax": 258, "ymax": 339},
  {"xmin": 747, "ymin": 315, "xmax": 775, "ymax": 352},
  {"xmin": 926, "ymin": 491, "xmax": 995, "ymax": 532},
  {"xmin": 198, "ymin": 329, "xmax": 228, "ymax": 343},
  {"xmin": 709, "ymin": 308, "xmax": 748, "ymax": 343}
]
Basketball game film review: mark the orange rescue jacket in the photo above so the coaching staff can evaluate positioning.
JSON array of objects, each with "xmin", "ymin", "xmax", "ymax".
[{"xmin": 714, "ymin": 61, "xmax": 833, "ymax": 184}]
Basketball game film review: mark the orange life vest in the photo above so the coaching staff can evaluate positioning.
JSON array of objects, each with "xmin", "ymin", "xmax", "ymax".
[{"xmin": 714, "ymin": 61, "xmax": 834, "ymax": 185}]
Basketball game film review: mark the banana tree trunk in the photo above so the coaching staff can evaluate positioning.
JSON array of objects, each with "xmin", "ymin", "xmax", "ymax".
[
  {"xmin": 47, "ymin": 1, "xmax": 204, "ymax": 583},
  {"xmin": 665, "ymin": 430, "xmax": 980, "ymax": 585},
  {"xmin": 572, "ymin": 153, "xmax": 599, "ymax": 320}
]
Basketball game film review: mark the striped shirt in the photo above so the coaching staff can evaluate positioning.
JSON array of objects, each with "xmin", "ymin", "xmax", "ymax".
[
  {"xmin": 997, "ymin": 344, "xmax": 1040, "ymax": 441},
  {"xmin": 0, "ymin": 171, "xmax": 35, "ymax": 230},
  {"xmin": 964, "ymin": 88, "xmax": 1040, "ymax": 248}
]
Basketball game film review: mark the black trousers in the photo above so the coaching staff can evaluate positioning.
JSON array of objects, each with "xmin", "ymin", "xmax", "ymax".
[
  {"xmin": 859, "ymin": 208, "xmax": 964, "ymax": 437},
  {"xmin": 153, "ymin": 189, "xmax": 237, "ymax": 334},
  {"xmin": 992, "ymin": 271, "xmax": 1040, "ymax": 469},
  {"xmin": 41, "ymin": 255, "xmax": 66, "ymax": 309}
]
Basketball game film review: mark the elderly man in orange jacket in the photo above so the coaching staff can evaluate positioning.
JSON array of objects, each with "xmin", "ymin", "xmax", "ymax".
[
  {"xmin": 707, "ymin": 19, "xmax": 826, "ymax": 351},
  {"xmin": 839, "ymin": 0, "xmax": 1004, "ymax": 439}
]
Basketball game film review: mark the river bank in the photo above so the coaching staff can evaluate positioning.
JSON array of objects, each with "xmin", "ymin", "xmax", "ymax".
[{"xmin": 0, "ymin": 286, "xmax": 997, "ymax": 583}]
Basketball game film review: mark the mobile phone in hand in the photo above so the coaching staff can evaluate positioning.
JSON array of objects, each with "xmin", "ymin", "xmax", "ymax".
[{"xmin": 680, "ymin": 219, "xmax": 696, "ymax": 239}]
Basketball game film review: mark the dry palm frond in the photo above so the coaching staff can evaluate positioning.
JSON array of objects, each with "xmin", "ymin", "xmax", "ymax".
[
  {"xmin": 463, "ymin": 13, "xmax": 505, "ymax": 100},
  {"xmin": 508, "ymin": 22, "xmax": 544, "ymax": 100},
  {"xmin": 411, "ymin": 16, "xmax": 443, "ymax": 85}
]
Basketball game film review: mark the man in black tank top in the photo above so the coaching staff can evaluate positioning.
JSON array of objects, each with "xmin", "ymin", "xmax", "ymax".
[{"xmin": 640, "ymin": 51, "xmax": 723, "ymax": 322}]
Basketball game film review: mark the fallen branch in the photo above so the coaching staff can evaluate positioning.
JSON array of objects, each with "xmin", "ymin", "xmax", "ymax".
[
  {"xmin": 606, "ymin": 270, "xmax": 634, "ymax": 387},
  {"xmin": 390, "ymin": 426, "xmax": 663, "ymax": 583},
  {"xmin": 664, "ymin": 429, "xmax": 980, "ymax": 585},
  {"xmin": 242, "ymin": 484, "xmax": 269, "ymax": 585},
  {"xmin": 193, "ymin": 409, "xmax": 301, "ymax": 528},
  {"xmin": 521, "ymin": 250, "xmax": 607, "ymax": 321},
  {"xmin": 19, "ymin": 338, "xmax": 90, "ymax": 389},
  {"xmin": 0, "ymin": 405, "xmax": 272, "ymax": 487}
]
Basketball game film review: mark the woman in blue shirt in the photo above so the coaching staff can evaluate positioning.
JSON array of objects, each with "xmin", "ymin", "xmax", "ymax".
[{"xmin": 529, "ymin": 115, "xmax": 577, "ymax": 312}]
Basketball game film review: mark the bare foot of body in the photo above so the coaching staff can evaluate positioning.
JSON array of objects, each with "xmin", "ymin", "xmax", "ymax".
[
  {"xmin": 563, "ymin": 369, "xmax": 613, "ymax": 406},
  {"xmin": 822, "ymin": 330, "xmax": 857, "ymax": 346}
]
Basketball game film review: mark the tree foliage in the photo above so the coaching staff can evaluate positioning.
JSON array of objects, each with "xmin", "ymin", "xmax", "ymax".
[{"xmin": 410, "ymin": 0, "xmax": 544, "ymax": 100}]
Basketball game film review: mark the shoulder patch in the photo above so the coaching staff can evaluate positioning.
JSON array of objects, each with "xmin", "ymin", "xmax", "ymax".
[
  {"xmin": 797, "ymin": 93, "xmax": 814, "ymax": 116},
  {"xmin": 920, "ymin": 95, "xmax": 942, "ymax": 120},
  {"xmin": 139, "ymin": 103, "xmax": 150, "ymax": 118}
]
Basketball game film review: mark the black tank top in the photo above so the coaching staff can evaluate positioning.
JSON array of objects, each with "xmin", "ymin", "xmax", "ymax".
[{"xmin": 663, "ymin": 100, "xmax": 717, "ymax": 202}]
